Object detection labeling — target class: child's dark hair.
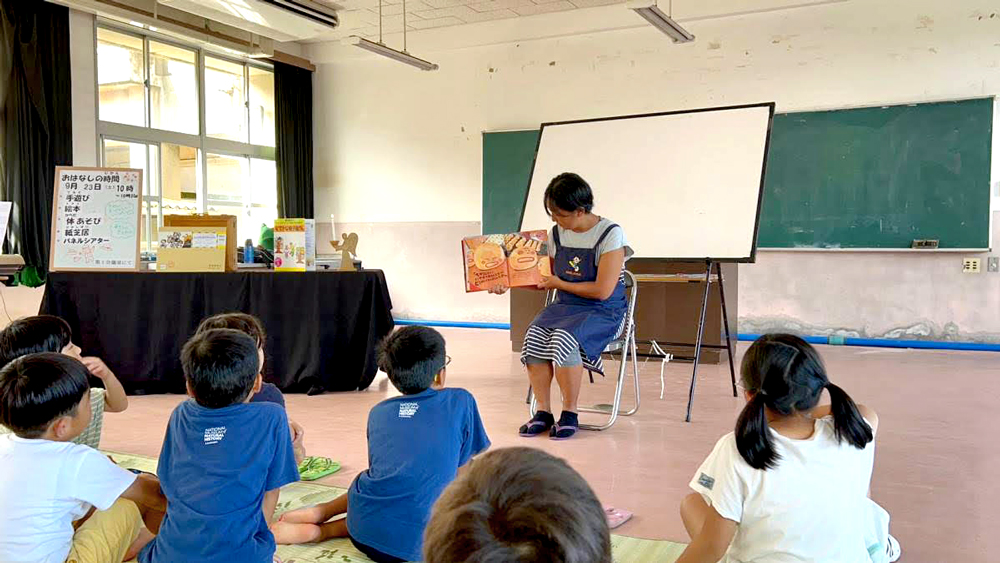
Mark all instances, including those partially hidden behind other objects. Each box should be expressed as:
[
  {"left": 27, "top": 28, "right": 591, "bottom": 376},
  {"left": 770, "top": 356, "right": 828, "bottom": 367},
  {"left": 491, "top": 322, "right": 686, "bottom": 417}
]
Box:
[
  {"left": 377, "top": 326, "right": 445, "bottom": 395},
  {"left": 0, "top": 353, "right": 90, "bottom": 438},
  {"left": 544, "top": 173, "right": 594, "bottom": 216},
  {"left": 196, "top": 313, "right": 266, "bottom": 348},
  {"left": 736, "top": 334, "right": 873, "bottom": 470},
  {"left": 0, "top": 315, "right": 73, "bottom": 367},
  {"left": 182, "top": 329, "right": 260, "bottom": 409},
  {"left": 424, "top": 447, "right": 611, "bottom": 563}
]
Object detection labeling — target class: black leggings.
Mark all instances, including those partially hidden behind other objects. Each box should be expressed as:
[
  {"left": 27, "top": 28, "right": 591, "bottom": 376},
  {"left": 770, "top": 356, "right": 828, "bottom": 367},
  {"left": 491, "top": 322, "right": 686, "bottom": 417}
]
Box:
[{"left": 349, "top": 536, "right": 407, "bottom": 563}]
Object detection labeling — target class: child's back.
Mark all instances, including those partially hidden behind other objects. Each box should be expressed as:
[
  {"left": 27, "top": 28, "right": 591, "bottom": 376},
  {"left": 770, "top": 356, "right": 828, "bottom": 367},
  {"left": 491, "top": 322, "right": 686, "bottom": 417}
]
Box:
[
  {"left": 140, "top": 329, "right": 298, "bottom": 563},
  {"left": 0, "top": 353, "right": 165, "bottom": 563},
  {"left": 0, "top": 432, "right": 135, "bottom": 561},
  {"left": 348, "top": 386, "right": 489, "bottom": 560},
  {"left": 272, "top": 326, "right": 489, "bottom": 563},
  {"left": 694, "top": 415, "right": 876, "bottom": 561},
  {"left": 680, "top": 334, "right": 896, "bottom": 563}
]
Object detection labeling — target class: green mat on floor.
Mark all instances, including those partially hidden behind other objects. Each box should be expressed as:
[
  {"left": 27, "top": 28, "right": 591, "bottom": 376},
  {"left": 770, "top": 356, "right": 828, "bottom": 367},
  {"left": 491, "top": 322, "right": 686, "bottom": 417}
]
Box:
[{"left": 107, "top": 451, "right": 686, "bottom": 563}]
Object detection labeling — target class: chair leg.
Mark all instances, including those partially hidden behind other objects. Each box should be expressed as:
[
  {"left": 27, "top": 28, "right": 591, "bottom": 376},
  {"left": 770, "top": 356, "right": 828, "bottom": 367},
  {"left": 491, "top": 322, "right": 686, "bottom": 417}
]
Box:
[
  {"left": 620, "top": 332, "right": 640, "bottom": 417},
  {"left": 580, "top": 345, "right": 629, "bottom": 431}
]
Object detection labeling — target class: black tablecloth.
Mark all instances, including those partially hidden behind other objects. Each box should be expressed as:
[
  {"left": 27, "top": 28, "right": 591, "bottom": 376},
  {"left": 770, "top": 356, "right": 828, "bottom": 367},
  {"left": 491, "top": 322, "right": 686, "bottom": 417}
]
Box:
[{"left": 39, "top": 271, "right": 394, "bottom": 395}]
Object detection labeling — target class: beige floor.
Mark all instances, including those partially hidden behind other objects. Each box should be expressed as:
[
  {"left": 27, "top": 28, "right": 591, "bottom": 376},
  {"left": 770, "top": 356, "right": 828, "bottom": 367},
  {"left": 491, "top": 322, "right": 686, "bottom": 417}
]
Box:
[{"left": 100, "top": 327, "right": 1000, "bottom": 562}]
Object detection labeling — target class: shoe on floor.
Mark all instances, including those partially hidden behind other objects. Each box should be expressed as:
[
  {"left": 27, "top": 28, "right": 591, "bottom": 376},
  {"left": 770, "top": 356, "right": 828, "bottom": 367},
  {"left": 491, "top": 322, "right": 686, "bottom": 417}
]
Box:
[
  {"left": 519, "top": 411, "right": 555, "bottom": 437},
  {"left": 886, "top": 535, "right": 901, "bottom": 563}
]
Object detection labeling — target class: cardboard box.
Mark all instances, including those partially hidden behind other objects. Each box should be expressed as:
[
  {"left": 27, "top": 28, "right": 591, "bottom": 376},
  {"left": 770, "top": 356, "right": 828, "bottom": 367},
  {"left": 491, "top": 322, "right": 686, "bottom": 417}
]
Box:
[
  {"left": 157, "top": 226, "right": 229, "bottom": 272},
  {"left": 163, "top": 214, "right": 237, "bottom": 272},
  {"left": 274, "top": 219, "right": 316, "bottom": 272}
]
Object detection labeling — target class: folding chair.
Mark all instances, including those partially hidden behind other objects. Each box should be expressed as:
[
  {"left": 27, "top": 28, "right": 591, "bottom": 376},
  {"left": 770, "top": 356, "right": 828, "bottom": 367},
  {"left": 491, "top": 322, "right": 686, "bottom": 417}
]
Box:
[{"left": 526, "top": 270, "right": 640, "bottom": 431}]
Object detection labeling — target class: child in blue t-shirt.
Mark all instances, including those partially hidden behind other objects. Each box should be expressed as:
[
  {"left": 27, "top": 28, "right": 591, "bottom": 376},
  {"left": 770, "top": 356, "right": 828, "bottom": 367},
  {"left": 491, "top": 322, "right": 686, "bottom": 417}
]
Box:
[
  {"left": 273, "top": 326, "right": 490, "bottom": 563},
  {"left": 139, "top": 329, "right": 300, "bottom": 563}
]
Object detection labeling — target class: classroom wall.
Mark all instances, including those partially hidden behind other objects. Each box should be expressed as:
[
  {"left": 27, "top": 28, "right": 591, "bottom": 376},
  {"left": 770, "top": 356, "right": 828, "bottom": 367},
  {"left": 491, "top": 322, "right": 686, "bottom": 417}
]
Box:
[
  {"left": 307, "top": 0, "right": 1000, "bottom": 340},
  {"left": 70, "top": 10, "right": 98, "bottom": 167}
]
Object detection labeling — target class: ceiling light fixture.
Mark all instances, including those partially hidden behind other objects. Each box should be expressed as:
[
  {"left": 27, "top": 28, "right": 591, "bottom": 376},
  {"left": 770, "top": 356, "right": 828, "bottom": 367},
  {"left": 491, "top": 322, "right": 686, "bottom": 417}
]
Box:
[
  {"left": 627, "top": 0, "right": 695, "bottom": 43},
  {"left": 344, "top": 0, "right": 438, "bottom": 71}
]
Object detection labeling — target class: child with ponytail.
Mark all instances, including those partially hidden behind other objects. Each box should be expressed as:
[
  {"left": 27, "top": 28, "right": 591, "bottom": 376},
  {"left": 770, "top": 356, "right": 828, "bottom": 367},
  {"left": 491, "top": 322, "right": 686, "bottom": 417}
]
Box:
[{"left": 676, "top": 334, "right": 899, "bottom": 563}]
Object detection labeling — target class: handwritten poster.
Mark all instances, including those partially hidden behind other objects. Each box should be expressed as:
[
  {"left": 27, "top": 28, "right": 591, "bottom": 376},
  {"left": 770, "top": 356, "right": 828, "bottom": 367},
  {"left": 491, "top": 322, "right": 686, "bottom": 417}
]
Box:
[{"left": 49, "top": 166, "right": 142, "bottom": 271}]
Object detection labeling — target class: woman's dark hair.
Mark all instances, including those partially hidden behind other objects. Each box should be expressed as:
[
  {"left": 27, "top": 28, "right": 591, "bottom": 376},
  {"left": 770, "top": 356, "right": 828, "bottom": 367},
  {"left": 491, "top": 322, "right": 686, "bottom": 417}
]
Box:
[
  {"left": 182, "top": 329, "right": 261, "bottom": 409},
  {"left": 196, "top": 313, "right": 267, "bottom": 348},
  {"left": 0, "top": 315, "right": 73, "bottom": 367},
  {"left": 377, "top": 326, "right": 446, "bottom": 395},
  {"left": 424, "top": 447, "right": 611, "bottom": 563},
  {"left": 735, "top": 334, "right": 873, "bottom": 470},
  {"left": 0, "top": 353, "right": 90, "bottom": 438},
  {"left": 543, "top": 173, "right": 594, "bottom": 216}
]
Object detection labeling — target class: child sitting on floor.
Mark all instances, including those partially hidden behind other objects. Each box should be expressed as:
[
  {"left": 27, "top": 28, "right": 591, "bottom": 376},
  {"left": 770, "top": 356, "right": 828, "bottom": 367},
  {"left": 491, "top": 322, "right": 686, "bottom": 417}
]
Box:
[
  {"left": 0, "top": 353, "right": 165, "bottom": 563},
  {"left": 423, "top": 447, "right": 612, "bottom": 563},
  {"left": 195, "top": 312, "right": 306, "bottom": 464},
  {"left": 273, "top": 326, "right": 491, "bottom": 563},
  {"left": 0, "top": 315, "right": 129, "bottom": 448},
  {"left": 677, "top": 334, "right": 899, "bottom": 563},
  {"left": 139, "top": 329, "right": 299, "bottom": 563}
]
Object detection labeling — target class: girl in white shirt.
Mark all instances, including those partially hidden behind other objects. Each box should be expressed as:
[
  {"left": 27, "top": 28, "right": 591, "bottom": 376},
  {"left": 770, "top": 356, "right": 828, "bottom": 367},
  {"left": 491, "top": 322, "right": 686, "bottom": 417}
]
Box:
[{"left": 677, "top": 334, "right": 899, "bottom": 563}]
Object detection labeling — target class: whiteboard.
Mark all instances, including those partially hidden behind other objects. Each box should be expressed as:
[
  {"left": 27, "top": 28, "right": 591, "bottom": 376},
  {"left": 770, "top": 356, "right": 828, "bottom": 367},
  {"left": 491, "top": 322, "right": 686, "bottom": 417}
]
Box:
[
  {"left": 519, "top": 104, "right": 775, "bottom": 261},
  {"left": 49, "top": 167, "right": 142, "bottom": 271}
]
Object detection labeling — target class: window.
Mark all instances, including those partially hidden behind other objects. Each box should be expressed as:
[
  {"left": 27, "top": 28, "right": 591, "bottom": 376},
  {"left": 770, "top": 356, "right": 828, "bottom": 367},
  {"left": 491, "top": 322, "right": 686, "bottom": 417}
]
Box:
[
  {"left": 96, "top": 24, "right": 277, "bottom": 255},
  {"left": 101, "top": 139, "right": 159, "bottom": 253},
  {"left": 97, "top": 29, "right": 144, "bottom": 127},
  {"left": 149, "top": 41, "right": 199, "bottom": 135},
  {"left": 249, "top": 67, "right": 275, "bottom": 147},
  {"left": 206, "top": 57, "right": 248, "bottom": 143}
]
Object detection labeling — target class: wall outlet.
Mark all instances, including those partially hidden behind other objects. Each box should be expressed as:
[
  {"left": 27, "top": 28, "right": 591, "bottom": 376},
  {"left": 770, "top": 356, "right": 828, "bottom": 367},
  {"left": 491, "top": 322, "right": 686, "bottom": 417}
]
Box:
[
  {"left": 963, "top": 258, "right": 982, "bottom": 273},
  {"left": 990, "top": 257, "right": 1000, "bottom": 273}
]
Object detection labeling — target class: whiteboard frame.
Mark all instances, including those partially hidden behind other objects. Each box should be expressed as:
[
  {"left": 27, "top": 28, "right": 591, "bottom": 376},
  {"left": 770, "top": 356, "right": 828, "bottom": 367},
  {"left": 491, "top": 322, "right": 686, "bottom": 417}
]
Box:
[
  {"left": 518, "top": 102, "right": 776, "bottom": 263},
  {"left": 49, "top": 166, "right": 143, "bottom": 273}
]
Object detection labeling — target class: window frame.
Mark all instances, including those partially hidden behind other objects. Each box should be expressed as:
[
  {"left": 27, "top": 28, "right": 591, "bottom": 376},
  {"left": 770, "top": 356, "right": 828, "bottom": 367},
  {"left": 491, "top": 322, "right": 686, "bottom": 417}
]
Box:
[{"left": 94, "top": 20, "right": 277, "bottom": 254}]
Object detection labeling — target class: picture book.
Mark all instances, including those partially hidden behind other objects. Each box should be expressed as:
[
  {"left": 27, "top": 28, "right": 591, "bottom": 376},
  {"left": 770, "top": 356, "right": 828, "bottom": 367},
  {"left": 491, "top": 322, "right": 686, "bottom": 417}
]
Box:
[
  {"left": 274, "top": 219, "right": 316, "bottom": 272},
  {"left": 462, "top": 230, "right": 551, "bottom": 292}
]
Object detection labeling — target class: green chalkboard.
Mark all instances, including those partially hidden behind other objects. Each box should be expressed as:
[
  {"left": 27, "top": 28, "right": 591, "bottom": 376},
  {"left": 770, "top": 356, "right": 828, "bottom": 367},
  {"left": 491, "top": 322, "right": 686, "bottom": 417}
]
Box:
[
  {"left": 483, "top": 98, "right": 994, "bottom": 249},
  {"left": 482, "top": 130, "right": 539, "bottom": 235},
  {"left": 758, "top": 98, "right": 993, "bottom": 248}
]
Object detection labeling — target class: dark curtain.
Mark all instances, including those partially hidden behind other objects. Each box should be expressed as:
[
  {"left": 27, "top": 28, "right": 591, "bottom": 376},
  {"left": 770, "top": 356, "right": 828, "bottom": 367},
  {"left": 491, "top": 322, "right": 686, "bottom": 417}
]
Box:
[
  {"left": 273, "top": 61, "right": 314, "bottom": 219},
  {"left": 0, "top": 1, "right": 73, "bottom": 286}
]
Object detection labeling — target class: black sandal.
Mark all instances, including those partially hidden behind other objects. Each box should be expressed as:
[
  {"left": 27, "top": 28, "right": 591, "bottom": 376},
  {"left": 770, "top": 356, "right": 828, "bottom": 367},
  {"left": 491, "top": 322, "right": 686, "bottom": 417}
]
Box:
[{"left": 519, "top": 411, "right": 555, "bottom": 437}]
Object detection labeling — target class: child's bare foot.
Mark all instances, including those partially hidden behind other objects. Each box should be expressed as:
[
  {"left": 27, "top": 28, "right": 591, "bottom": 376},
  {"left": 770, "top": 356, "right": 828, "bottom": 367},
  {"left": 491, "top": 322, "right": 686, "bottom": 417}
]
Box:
[
  {"left": 271, "top": 521, "right": 323, "bottom": 544},
  {"left": 279, "top": 505, "right": 327, "bottom": 524},
  {"left": 123, "top": 528, "right": 155, "bottom": 561}
]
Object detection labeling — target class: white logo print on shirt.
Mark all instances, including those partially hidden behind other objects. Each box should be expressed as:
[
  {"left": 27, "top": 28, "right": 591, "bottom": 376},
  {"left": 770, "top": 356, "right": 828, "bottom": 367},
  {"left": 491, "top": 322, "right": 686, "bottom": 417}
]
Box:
[
  {"left": 204, "top": 426, "right": 227, "bottom": 445},
  {"left": 398, "top": 403, "right": 419, "bottom": 418}
]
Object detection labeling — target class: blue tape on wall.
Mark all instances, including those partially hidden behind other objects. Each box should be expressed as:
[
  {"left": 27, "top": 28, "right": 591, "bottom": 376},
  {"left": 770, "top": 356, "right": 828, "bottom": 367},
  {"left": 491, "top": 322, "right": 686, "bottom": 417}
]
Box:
[{"left": 394, "top": 320, "right": 1000, "bottom": 352}]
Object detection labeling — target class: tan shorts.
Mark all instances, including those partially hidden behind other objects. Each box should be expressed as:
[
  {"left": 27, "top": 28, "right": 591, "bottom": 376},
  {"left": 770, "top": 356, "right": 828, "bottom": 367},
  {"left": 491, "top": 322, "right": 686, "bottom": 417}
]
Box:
[{"left": 66, "top": 498, "right": 142, "bottom": 563}]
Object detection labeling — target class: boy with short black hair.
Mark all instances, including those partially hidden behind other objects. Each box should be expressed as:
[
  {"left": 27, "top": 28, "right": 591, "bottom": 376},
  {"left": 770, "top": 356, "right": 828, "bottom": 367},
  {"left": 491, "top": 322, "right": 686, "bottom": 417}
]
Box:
[
  {"left": 273, "top": 326, "right": 490, "bottom": 563},
  {"left": 0, "top": 315, "right": 129, "bottom": 448},
  {"left": 0, "top": 353, "right": 165, "bottom": 563},
  {"left": 423, "top": 447, "right": 612, "bottom": 563},
  {"left": 195, "top": 312, "right": 306, "bottom": 463},
  {"left": 139, "top": 329, "right": 299, "bottom": 563}
]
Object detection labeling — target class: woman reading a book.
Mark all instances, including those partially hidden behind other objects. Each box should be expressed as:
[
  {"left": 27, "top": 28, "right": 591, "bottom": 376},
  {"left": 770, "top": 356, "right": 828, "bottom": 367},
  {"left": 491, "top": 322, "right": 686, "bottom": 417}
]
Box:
[{"left": 491, "top": 172, "right": 633, "bottom": 439}]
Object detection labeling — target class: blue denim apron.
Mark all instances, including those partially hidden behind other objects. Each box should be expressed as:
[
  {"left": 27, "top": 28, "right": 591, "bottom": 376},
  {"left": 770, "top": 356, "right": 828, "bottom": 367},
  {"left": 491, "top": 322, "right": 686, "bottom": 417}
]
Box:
[{"left": 528, "top": 223, "right": 627, "bottom": 364}]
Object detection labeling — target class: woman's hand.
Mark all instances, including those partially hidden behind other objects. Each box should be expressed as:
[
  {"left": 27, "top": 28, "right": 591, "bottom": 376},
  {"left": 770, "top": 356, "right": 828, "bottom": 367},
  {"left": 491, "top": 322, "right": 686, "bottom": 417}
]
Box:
[
  {"left": 488, "top": 283, "right": 509, "bottom": 295},
  {"left": 537, "top": 276, "right": 563, "bottom": 291}
]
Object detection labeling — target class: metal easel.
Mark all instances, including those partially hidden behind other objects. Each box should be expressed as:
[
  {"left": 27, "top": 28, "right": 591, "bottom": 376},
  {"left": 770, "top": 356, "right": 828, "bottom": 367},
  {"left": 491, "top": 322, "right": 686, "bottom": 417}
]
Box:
[{"left": 634, "top": 259, "right": 737, "bottom": 422}]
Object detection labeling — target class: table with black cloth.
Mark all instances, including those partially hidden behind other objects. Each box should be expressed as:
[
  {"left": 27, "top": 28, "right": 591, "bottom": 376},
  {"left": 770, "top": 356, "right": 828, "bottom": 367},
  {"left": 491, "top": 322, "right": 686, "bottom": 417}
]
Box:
[{"left": 39, "top": 270, "right": 394, "bottom": 395}]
